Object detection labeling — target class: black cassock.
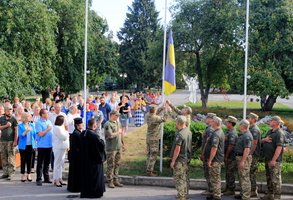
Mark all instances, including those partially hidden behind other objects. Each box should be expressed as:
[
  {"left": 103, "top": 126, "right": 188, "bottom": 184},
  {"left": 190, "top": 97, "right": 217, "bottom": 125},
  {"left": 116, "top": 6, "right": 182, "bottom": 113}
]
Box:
[
  {"left": 67, "top": 129, "right": 82, "bottom": 193},
  {"left": 80, "top": 128, "right": 106, "bottom": 198}
]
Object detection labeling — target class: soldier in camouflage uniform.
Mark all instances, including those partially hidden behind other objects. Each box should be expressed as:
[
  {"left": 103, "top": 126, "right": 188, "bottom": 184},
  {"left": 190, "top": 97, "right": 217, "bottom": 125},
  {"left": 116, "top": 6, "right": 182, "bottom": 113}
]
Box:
[
  {"left": 0, "top": 104, "right": 18, "bottom": 180},
  {"left": 166, "top": 100, "right": 192, "bottom": 128},
  {"left": 260, "top": 116, "right": 285, "bottom": 200},
  {"left": 145, "top": 105, "right": 167, "bottom": 176},
  {"left": 205, "top": 116, "right": 225, "bottom": 200},
  {"left": 223, "top": 116, "right": 238, "bottom": 196},
  {"left": 247, "top": 112, "right": 261, "bottom": 197},
  {"left": 200, "top": 113, "right": 216, "bottom": 196},
  {"left": 234, "top": 120, "right": 253, "bottom": 200},
  {"left": 104, "top": 110, "right": 124, "bottom": 188},
  {"left": 170, "top": 116, "right": 192, "bottom": 200}
]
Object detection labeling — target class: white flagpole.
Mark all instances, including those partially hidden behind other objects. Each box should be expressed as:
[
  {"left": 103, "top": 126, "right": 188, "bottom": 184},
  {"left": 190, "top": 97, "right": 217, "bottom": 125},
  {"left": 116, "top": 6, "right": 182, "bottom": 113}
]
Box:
[
  {"left": 83, "top": 0, "right": 89, "bottom": 125},
  {"left": 160, "top": 0, "right": 168, "bottom": 173},
  {"left": 243, "top": 0, "right": 250, "bottom": 119}
]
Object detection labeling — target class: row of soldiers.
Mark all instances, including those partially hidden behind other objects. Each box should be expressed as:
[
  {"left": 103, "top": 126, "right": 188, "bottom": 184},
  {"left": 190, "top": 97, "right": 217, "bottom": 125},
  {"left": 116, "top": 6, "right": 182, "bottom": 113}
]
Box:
[
  {"left": 201, "top": 112, "right": 284, "bottom": 200},
  {"left": 145, "top": 101, "right": 285, "bottom": 200}
]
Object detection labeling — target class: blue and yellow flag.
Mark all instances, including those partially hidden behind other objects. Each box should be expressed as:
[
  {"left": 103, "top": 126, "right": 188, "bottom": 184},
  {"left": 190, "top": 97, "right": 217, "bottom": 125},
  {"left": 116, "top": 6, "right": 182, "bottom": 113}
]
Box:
[{"left": 164, "top": 30, "right": 176, "bottom": 95}]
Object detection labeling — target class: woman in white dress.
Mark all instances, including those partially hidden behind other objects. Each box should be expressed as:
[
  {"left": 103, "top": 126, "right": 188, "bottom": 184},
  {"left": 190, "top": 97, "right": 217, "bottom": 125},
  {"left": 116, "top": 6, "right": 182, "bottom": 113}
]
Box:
[{"left": 52, "top": 115, "right": 69, "bottom": 187}]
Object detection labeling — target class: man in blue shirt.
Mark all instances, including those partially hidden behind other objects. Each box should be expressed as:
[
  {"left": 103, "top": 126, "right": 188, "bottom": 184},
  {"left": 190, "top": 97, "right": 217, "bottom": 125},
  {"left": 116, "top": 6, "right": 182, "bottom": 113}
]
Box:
[
  {"left": 99, "top": 96, "right": 111, "bottom": 127},
  {"left": 35, "top": 109, "right": 53, "bottom": 186}
]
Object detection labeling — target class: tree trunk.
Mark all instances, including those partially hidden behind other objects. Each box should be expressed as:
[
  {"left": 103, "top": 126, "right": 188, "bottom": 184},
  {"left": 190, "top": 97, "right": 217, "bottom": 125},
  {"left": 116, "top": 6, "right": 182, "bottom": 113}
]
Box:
[
  {"left": 261, "top": 95, "right": 277, "bottom": 111},
  {"left": 41, "top": 90, "right": 50, "bottom": 103}
]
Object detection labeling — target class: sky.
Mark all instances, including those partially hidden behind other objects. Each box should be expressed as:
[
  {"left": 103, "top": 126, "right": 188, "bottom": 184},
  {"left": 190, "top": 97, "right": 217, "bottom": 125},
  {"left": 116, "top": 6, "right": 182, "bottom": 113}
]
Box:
[{"left": 91, "top": 0, "right": 176, "bottom": 41}]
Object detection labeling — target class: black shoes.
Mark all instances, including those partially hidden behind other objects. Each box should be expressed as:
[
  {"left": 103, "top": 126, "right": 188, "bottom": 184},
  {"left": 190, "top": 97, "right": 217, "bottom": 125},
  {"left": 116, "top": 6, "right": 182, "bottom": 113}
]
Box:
[
  {"left": 36, "top": 181, "right": 42, "bottom": 186},
  {"left": 43, "top": 180, "right": 52, "bottom": 184}
]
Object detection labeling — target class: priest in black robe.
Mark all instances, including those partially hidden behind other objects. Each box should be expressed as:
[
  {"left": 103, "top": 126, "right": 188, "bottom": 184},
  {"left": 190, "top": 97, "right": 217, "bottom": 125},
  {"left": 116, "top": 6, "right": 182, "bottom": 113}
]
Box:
[
  {"left": 67, "top": 118, "right": 83, "bottom": 192},
  {"left": 80, "top": 118, "right": 106, "bottom": 198}
]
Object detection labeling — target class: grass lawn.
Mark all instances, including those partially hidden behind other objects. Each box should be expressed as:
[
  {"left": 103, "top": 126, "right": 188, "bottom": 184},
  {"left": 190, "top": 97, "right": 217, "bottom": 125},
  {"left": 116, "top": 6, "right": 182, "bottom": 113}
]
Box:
[{"left": 120, "top": 125, "right": 293, "bottom": 183}]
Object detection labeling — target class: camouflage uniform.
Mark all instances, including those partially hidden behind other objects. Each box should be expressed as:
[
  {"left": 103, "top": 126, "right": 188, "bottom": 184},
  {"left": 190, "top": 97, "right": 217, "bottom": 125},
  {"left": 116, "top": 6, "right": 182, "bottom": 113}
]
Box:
[
  {"left": 205, "top": 127, "right": 225, "bottom": 200},
  {"left": 170, "top": 127, "right": 192, "bottom": 200},
  {"left": 234, "top": 130, "right": 253, "bottom": 200},
  {"left": 202, "top": 126, "right": 214, "bottom": 193},
  {"left": 262, "top": 128, "right": 285, "bottom": 200},
  {"left": 145, "top": 108, "right": 167, "bottom": 174},
  {"left": 224, "top": 128, "right": 238, "bottom": 192},
  {"left": 168, "top": 104, "right": 191, "bottom": 128},
  {"left": 0, "top": 115, "right": 18, "bottom": 177},
  {"left": 249, "top": 124, "right": 261, "bottom": 193},
  {"left": 104, "top": 119, "right": 122, "bottom": 185}
]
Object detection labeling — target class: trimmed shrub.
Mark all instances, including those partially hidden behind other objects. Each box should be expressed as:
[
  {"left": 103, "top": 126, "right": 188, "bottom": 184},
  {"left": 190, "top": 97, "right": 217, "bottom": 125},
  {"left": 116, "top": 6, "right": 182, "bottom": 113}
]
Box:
[{"left": 163, "top": 120, "right": 206, "bottom": 158}]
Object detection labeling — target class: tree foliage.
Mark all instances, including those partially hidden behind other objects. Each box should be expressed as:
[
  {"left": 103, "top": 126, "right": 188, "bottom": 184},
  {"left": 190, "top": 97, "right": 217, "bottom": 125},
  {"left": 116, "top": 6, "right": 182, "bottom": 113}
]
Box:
[
  {"left": 118, "top": 0, "right": 161, "bottom": 90},
  {"left": 248, "top": 0, "right": 293, "bottom": 111},
  {"left": 0, "top": 0, "right": 58, "bottom": 98},
  {"left": 171, "top": 0, "right": 242, "bottom": 107}
]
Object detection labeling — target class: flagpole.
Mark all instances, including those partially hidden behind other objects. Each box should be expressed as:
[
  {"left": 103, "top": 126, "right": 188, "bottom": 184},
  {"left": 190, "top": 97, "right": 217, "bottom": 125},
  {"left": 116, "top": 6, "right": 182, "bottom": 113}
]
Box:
[
  {"left": 160, "top": 0, "right": 168, "bottom": 173},
  {"left": 83, "top": 0, "right": 89, "bottom": 125},
  {"left": 243, "top": 0, "right": 250, "bottom": 119}
]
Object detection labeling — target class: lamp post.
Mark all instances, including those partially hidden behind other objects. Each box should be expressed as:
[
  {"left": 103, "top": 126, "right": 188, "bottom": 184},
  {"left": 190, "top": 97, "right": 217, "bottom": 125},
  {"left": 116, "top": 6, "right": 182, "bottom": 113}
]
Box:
[{"left": 120, "top": 73, "right": 127, "bottom": 93}]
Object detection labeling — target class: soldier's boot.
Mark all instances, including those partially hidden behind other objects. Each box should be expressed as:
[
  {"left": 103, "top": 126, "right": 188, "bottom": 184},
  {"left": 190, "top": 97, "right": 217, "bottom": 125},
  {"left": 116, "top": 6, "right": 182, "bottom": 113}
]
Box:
[
  {"left": 176, "top": 195, "right": 186, "bottom": 200},
  {"left": 201, "top": 190, "right": 212, "bottom": 196},
  {"left": 274, "top": 194, "right": 281, "bottom": 200},
  {"left": 250, "top": 189, "right": 258, "bottom": 197},
  {"left": 146, "top": 171, "right": 157, "bottom": 177},
  {"left": 260, "top": 194, "right": 274, "bottom": 200},
  {"left": 107, "top": 181, "right": 115, "bottom": 188},
  {"left": 234, "top": 194, "right": 242, "bottom": 199},
  {"left": 113, "top": 180, "right": 123, "bottom": 187},
  {"left": 222, "top": 190, "right": 235, "bottom": 196}
]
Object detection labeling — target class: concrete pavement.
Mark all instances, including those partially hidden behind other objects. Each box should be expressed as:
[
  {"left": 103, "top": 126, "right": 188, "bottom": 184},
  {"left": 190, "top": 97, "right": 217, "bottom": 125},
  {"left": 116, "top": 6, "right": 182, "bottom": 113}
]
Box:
[{"left": 1, "top": 178, "right": 293, "bottom": 200}]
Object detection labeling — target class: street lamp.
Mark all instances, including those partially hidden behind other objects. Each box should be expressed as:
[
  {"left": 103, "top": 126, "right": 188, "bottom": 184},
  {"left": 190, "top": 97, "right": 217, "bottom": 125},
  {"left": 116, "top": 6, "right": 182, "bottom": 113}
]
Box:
[{"left": 119, "top": 73, "right": 127, "bottom": 93}]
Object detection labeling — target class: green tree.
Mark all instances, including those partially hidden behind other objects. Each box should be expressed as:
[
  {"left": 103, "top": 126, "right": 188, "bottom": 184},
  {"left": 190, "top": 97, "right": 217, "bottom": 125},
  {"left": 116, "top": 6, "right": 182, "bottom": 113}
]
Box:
[
  {"left": 118, "top": 0, "right": 161, "bottom": 90},
  {"left": 248, "top": 0, "right": 293, "bottom": 111},
  {"left": 44, "top": 0, "right": 85, "bottom": 94},
  {"left": 87, "top": 11, "right": 119, "bottom": 89},
  {"left": 0, "top": 0, "right": 58, "bottom": 99},
  {"left": 0, "top": 50, "right": 30, "bottom": 98},
  {"left": 172, "top": 0, "right": 242, "bottom": 107}
]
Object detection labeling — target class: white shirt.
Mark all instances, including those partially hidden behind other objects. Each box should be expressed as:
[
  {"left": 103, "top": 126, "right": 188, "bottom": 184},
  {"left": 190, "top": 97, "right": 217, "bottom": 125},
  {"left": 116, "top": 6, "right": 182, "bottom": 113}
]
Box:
[
  {"left": 52, "top": 125, "right": 69, "bottom": 150},
  {"left": 49, "top": 112, "right": 68, "bottom": 127}
]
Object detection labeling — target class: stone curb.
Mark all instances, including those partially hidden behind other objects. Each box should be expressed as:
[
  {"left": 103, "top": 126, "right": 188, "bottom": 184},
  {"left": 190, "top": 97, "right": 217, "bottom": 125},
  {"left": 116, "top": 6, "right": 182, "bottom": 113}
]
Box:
[
  {"left": 118, "top": 175, "right": 293, "bottom": 195},
  {"left": 63, "top": 171, "right": 293, "bottom": 195}
]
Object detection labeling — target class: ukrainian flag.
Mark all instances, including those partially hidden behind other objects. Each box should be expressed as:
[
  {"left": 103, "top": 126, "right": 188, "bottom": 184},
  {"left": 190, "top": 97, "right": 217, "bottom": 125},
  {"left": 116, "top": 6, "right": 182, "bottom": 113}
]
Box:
[{"left": 164, "top": 30, "right": 176, "bottom": 95}]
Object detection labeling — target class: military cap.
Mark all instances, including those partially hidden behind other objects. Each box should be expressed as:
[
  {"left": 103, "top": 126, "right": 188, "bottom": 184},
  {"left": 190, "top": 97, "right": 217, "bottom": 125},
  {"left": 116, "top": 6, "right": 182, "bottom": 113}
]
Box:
[
  {"left": 225, "top": 116, "right": 238, "bottom": 123},
  {"left": 270, "top": 116, "right": 284, "bottom": 125},
  {"left": 212, "top": 116, "right": 222, "bottom": 125},
  {"left": 206, "top": 113, "right": 217, "bottom": 119},
  {"left": 183, "top": 106, "right": 192, "bottom": 115},
  {"left": 109, "top": 110, "right": 120, "bottom": 116},
  {"left": 4, "top": 104, "right": 13, "bottom": 110},
  {"left": 247, "top": 112, "right": 259, "bottom": 120},
  {"left": 176, "top": 115, "right": 187, "bottom": 125},
  {"left": 74, "top": 117, "right": 83, "bottom": 125},
  {"left": 239, "top": 119, "right": 250, "bottom": 127},
  {"left": 149, "top": 105, "right": 157, "bottom": 113}
]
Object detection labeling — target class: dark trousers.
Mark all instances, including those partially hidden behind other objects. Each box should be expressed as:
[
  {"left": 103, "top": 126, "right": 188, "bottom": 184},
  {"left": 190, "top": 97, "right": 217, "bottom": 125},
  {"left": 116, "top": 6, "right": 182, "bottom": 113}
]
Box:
[
  {"left": 36, "top": 148, "right": 52, "bottom": 181},
  {"left": 19, "top": 145, "right": 33, "bottom": 174},
  {"left": 31, "top": 149, "right": 36, "bottom": 169}
]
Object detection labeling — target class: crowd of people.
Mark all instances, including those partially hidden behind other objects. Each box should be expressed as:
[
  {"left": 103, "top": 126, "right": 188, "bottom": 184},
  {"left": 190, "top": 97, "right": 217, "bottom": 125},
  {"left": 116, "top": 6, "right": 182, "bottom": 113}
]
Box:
[
  {"left": 0, "top": 91, "right": 162, "bottom": 198},
  {"left": 0, "top": 92, "right": 288, "bottom": 200}
]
